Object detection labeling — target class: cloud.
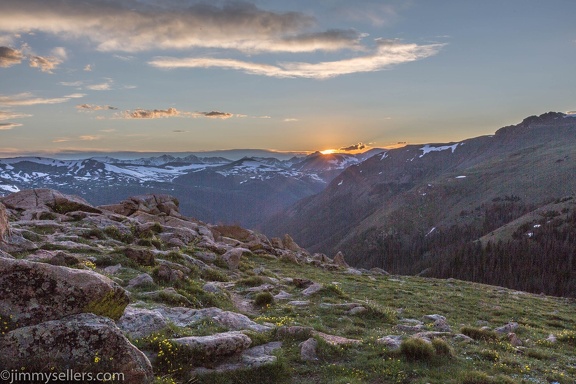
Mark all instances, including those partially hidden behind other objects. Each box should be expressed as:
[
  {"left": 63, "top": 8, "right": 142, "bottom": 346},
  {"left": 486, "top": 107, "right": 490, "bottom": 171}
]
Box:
[
  {"left": 124, "top": 107, "right": 180, "bottom": 119},
  {"left": 0, "top": 122, "right": 22, "bottom": 130},
  {"left": 76, "top": 104, "right": 117, "bottom": 111},
  {"left": 200, "top": 111, "right": 233, "bottom": 119},
  {"left": 149, "top": 40, "right": 444, "bottom": 79},
  {"left": 60, "top": 81, "right": 84, "bottom": 87},
  {"left": 0, "top": 92, "right": 73, "bottom": 106},
  {"left": 0, "top": 46, "right": 23, "bottom": 67},
  {"left": 283, "top": 118, "right": 299, "bottom": 122},
  {"left": 29, "top": 54, "right": 62, "bottom": 73},
  {"left": 84, "top": 64, "right": 92, "bottom": 72},
  {"left": 0, "top": 1, "right": 341, "bottom": 54},
  {"left": 0, "top": 111, "right": 31, "bottom": 120},
  {"left": 65, "top": 93, "right": 86, "bottom": 98},
  {"left": 86, "top": 80, "right": 113, "bottom": 91},
  {"left": 173, "top": 130, "right": 188, "bottom": 133},
  {"left": 339, "top": 143, "right": 366, "bottom": 151},
  {"left": 52, "top": 135, "right": 100, "bottom": 143}
]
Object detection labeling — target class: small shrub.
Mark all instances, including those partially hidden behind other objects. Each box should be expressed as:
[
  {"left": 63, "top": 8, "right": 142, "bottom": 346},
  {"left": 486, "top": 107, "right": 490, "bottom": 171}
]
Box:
[
  {"left": 201, "top": 268, "right": 229, "bottom": 282},
  {"left": 104, "top": 226, "right": 134, "bottom": 243},
  {"left": 319, "top": 283, "right": 347, "bottom": 299},
  {"left": 237, "top": 276, "right": 265, "bottom": 287},
  {"left": 461, "top": 326, "right": 499, "bottom": 341},
  {"left": 557, "top": 329, "right": 576, "bottom": 345},
  {"left": 399, "top": 338, "right": 435, "bottom": 361},
  {"left": 431, "top": 338, "right": 453, "bottom": 357},
  {"left": 360, "top": 300, "right": 397, "bottom": 324},
  {"left": 478, "top": 349, "right": 500, "bottom": 362},
  {"left": 254, "top": 292, "right": 274, "bottom": 307}
]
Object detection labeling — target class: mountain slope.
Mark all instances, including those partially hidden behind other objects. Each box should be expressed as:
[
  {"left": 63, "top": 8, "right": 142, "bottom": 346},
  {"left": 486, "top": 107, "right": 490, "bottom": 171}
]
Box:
[{"left": 264, "top": 112, "right": 576, "bottom": 296}]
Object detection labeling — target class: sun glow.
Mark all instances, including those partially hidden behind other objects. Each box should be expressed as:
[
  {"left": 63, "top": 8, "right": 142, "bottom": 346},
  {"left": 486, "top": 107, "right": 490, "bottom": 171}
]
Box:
[{"left": 320, "top": 149, "right": 337, "bottom": 155}]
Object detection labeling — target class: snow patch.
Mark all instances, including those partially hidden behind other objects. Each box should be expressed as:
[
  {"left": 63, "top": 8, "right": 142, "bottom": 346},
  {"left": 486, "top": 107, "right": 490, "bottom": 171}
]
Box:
[
  {"left": 455, "top": 175, "right": 467, "bottom": 179},
  {"left": 380, "top": 152, "right": 388, "bottom": 160},
  {"left": 338, "top": 180, "right": 344, "bottom": 186},
  {"left": 0, "top": 185, "right": 19, "bottom": 193},
  {"left": 419, "top": 143, "right": 459, "bottom": 158}
]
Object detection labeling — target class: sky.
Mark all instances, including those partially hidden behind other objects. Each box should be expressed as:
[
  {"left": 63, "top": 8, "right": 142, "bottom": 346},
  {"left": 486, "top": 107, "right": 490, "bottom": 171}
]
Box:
[{"left": 0, "top": 0, "right": 575, "bottom": 158}]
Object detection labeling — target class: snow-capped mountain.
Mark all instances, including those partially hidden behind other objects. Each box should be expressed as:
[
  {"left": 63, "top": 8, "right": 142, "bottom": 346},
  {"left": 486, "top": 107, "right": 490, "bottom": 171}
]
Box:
[{"left": 0, "top": 151, "right": 369, "bottom": 227}]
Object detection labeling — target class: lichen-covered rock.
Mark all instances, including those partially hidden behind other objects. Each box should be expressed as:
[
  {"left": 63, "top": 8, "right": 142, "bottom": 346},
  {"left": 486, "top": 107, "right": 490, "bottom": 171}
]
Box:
[
  {"left": 0, "top": 258, "right": 129, "bottom": 327},
  {"left": 299, "top": 338, "right": 318, "bottom": 361},
  {"left": 124, "top": 247, "right": 156, "bottom": 266},
  {"left": 171, "top": 331, "right": 252, "bottom": 358},
  {"left": 221, "top": 247, "right": 251, "bottom": 269},
  {"left": 0, "top": 202, "right": 9, "bottom": 241},
  {"left": 1, "top": 189, "right": 101, "bottom": 216},
  {"left": 127, "top": 273, "right": 154, "bottom": 289},
  {"left": 0, "top": 313, "right": 153, "bottom": 384},
  {"left": 117, "top": 306, "right": 169, "bottom": 339},
  {"left": 333, "top": 251, "right": 349, "bottom": 268},
  {"left": 282, "top": 234, "right": 302, "bottom": 252},
  {"left": 495, "top": 322, "right": 519, "bottom": 335}
]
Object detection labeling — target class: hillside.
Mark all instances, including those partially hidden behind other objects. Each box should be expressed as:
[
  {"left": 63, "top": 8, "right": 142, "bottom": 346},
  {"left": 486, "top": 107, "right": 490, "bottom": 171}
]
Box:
[
  {"left": 1, "top": 189, "right": 575, "bottom": 384},
  {"left": 265, "top": 112, "right": 576, "bottom": 296}
]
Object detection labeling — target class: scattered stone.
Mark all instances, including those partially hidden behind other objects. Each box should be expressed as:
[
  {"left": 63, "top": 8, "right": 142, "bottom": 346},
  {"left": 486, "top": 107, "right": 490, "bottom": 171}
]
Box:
[
  {"left": 377, "top": 335, "right": 403, "bottom": 350},
  {"left": 25, "top": 250, "right": 80, "bottom": 266},
  {"left": 0, "top": 232, "right": 39, "bottom": 253},
  {"left": 333, "top": 251, "right": 349, "bottom": 268},
  {"left": 0, "top": 313, "right": 153, "bottom": 384},
  {"left": 302, "top": 283, "right": 323, "bottom": 296},
  {"left": 396, "top": 324, "right": 425, "bottom": 333},
  {"left": 299, "top": 338, "right": 318, "bottom": 361},
  {"left": 279, "top": 251, "right": 299, "bottom": 264},
  {"left": 423, "top": 314, "right": 447, "bottom": 323},
  {"left": 370, "top": 267, "right": 389, "bottom": 275},
  {"left": 287, "top": 300, "right": 310, "bottom": 307},
  {"left": 545, "top": 334, "right": 557, "bottom": 343},
  {"left": 171, "top": 331, "right": 252, "bottom": 358},
  {"left": 433, "top": 319, "right": 452, "bottom": 332},
  {"left": 453, "top": 334, "right": 475, "bottom": 343},
  {"left": 124, "top": 247, "right": 156, "bottom": 266},
  {"left": 314, "top": 331, "right": 361, "bottom": 345},
  {"left": 292, "top": 278, "right": 314, "bottom": 288},
  {"left": 203, "top": 282, "right": 223, "bottom": 294},
  {"left": 0, "top": 203, "right": 9, "bottom": 241},
  {"left": 274, "top": 290, "right": 293, "bottom": 300},
  {"left": 103, "top": 263, "right": 123, "bottom": 274},
  {"left": 345, "top": 267, "right": 362, "bottom": 275},
  {"left": 282, "top": 234, "right": 302, "bottom": 252},
  {"left": 221, "top": 247, "right": 251, "bottom": 269},
  {"left": 277, "top": 326, "right": 314, "bottom": 341},
  {"left": 193, "top": 342, "right": 282, "bottom": 375},
  {"left": 127, "top": 273, "right": 154, "bottom": 289},
  {"left": 1, "top": 189, "right": 102, "bottom": 216},
  {"left": 508, "top": 332, "right": 523, "bottom": 347},
  {"left": 495, "top": 322, "right": 519, "bottom": 335},
  {"left": 347, "top": 306, "right": 368, "bottom": 315},
  {"left": 0, "top": 258, "right": 129, "bottom": 327},
  {"left": 117, "top": 306, "right": 169, "bottom": 339}
]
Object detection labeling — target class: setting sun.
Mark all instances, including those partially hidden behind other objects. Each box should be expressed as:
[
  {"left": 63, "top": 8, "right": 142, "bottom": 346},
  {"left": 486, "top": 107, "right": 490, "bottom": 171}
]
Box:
[{"left": 320, "top": 149, "right": 337, "bottom": 155}]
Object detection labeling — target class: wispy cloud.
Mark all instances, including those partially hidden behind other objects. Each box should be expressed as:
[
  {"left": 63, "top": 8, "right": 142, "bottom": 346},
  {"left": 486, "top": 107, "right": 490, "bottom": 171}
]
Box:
[
  {"left": 0, "top": 46, "right": 23, "bottom": 67},
  {"left": 0, "top": 122, "right": 22, "bottom": 130},
  {"left": 340, "top": 142, "right": 366, "bottom": 151},
  {"left": 84, "top": 64, "right": 92, "bottom": 72},
  {"left": 283, "top": 118, "right": 299, "bottom": 122},
  {"left": 0, "top": 1, "right": 348, "bottom": 54},
  {"left": 200, "top": 111, "right": 233, "bottom": 119},
  {"left": 123, "top": 107, "right": 180, "bottom": 119},
  {"left": 150, "top": 40, "right": 444, "bottom": 79},
  {"left": 0, "top": 92, "right": 77, "bottom": 106},
  {"left": 86, "top": 79, "right": 114, "bottom": 91},
  {"left": 52, "top": 135, "right": 100, "bottom": 143},
  {"left": 76, "top": 104, "right": 118, "bottom": 111},
  {"left": 119, "top": 107, "right": 237, "bottom": 120},
  {"left": 0, "top": 111, "right": 31, "bottom": 120}
]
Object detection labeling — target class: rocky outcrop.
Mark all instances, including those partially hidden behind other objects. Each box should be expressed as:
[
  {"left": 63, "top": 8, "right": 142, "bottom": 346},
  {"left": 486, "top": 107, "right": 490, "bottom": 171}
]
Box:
[
  {"left": 0, "top": 313, "right": 153, "bottom": 384},
  {"left": 0, "top": 257, "right": 129, "bottom": 327},
  {"left": 171, "top": 331, "right": 252, "bottom": 358},
  {"left": 0, "top": 202, "right": 9, "bottom": 241},
  {"left": 299, "top": 338, "right": 318, "bottom": 361},
  {"left": 0, "top": 189, "right": 101, "bottom": 220}
]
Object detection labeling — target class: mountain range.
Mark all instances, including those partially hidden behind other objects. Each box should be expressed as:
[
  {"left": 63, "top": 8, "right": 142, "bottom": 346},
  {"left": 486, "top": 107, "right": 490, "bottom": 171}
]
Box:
[{"left": 0, "top": 150, "right": 372, "bottom": 228}]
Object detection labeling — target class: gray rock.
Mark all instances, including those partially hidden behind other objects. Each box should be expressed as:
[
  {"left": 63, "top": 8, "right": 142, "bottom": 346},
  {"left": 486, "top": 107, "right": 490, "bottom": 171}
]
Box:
[
  {"left": 333, "top": 251, "right": 349, "bottom": 268},
  {"left": 347, "top": 306, "right": 368, "bottom": 315},
  {"left": 103, "top": 263, "right": 123, "bottom": 274},
  {"left": 302, "top": 283, "right": 323, "bottom": 296},
  {"left": 274, "top": 290, "right": 293, "bottom": 300},
  {"left": 194, "top": 342, "right": 282, "bottom": 374},
  {"left": 117, "top": 306, "right": 169, "bottom": 339},
  {"left": 0, "top": 249, "right": 14, "bottom": 259},
  {"left": 495, "top": 322, "right": 519, "bottom": 335},
  {"left": 0, "top": 313, "right": 153, "bottom": 384},
  {"left": 0, "top": 202, "right": 9, "bottom": 241},
  {"left": 0, "top": 258, "right": 129, "bottom": 327},
  {"left": 276, "top": 326, "right": 314, "bottom": 341},
  {"left": 345, "top": 268, "right": 362, "bottom": 275},
  {"left": 124, "top": 247, "right": 156, "bottom": 267},
  {"left": 221, "top": 247, "right": 251, "bottom": 269},
  {"left": 299, "top": 338, "right": 318, "bottom": 361},
  {"left": 422, "top": 314, "right": 447, "bottom": 323},
  {"left": 287, "top": 300, "right": 310, "bottom": 307},
  {"left": 282, "top": 234, "right": 302, "bottom": 252},
  {"left": 508, "top": 332, "right": 522, "bottom": 347},
  {"left": 370, "top": 267, "right": 390, "bottom": 275},
  {"left": 376, "top": 335, "right": 403, "bottom": 350},
  {"left": 433, "top": 319, "right": 452, "bottom": 332},
  {"left": 396, "top": 324, "right": 425, "bottom": 333},
  {"left": 0, "top": 232, "right": 39, "bottom": 253},
  {"left": 203, "top": 282, "right": 223, "bottom": 294},
  {"left": 1, "top": 189, "right": 102, "bottom": 215},
  {"left": 171, "top": 331, "right": 252, "bottom": 358},
  {"left": 127, "top": 273, "right": 154, "bottom": 289}
]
